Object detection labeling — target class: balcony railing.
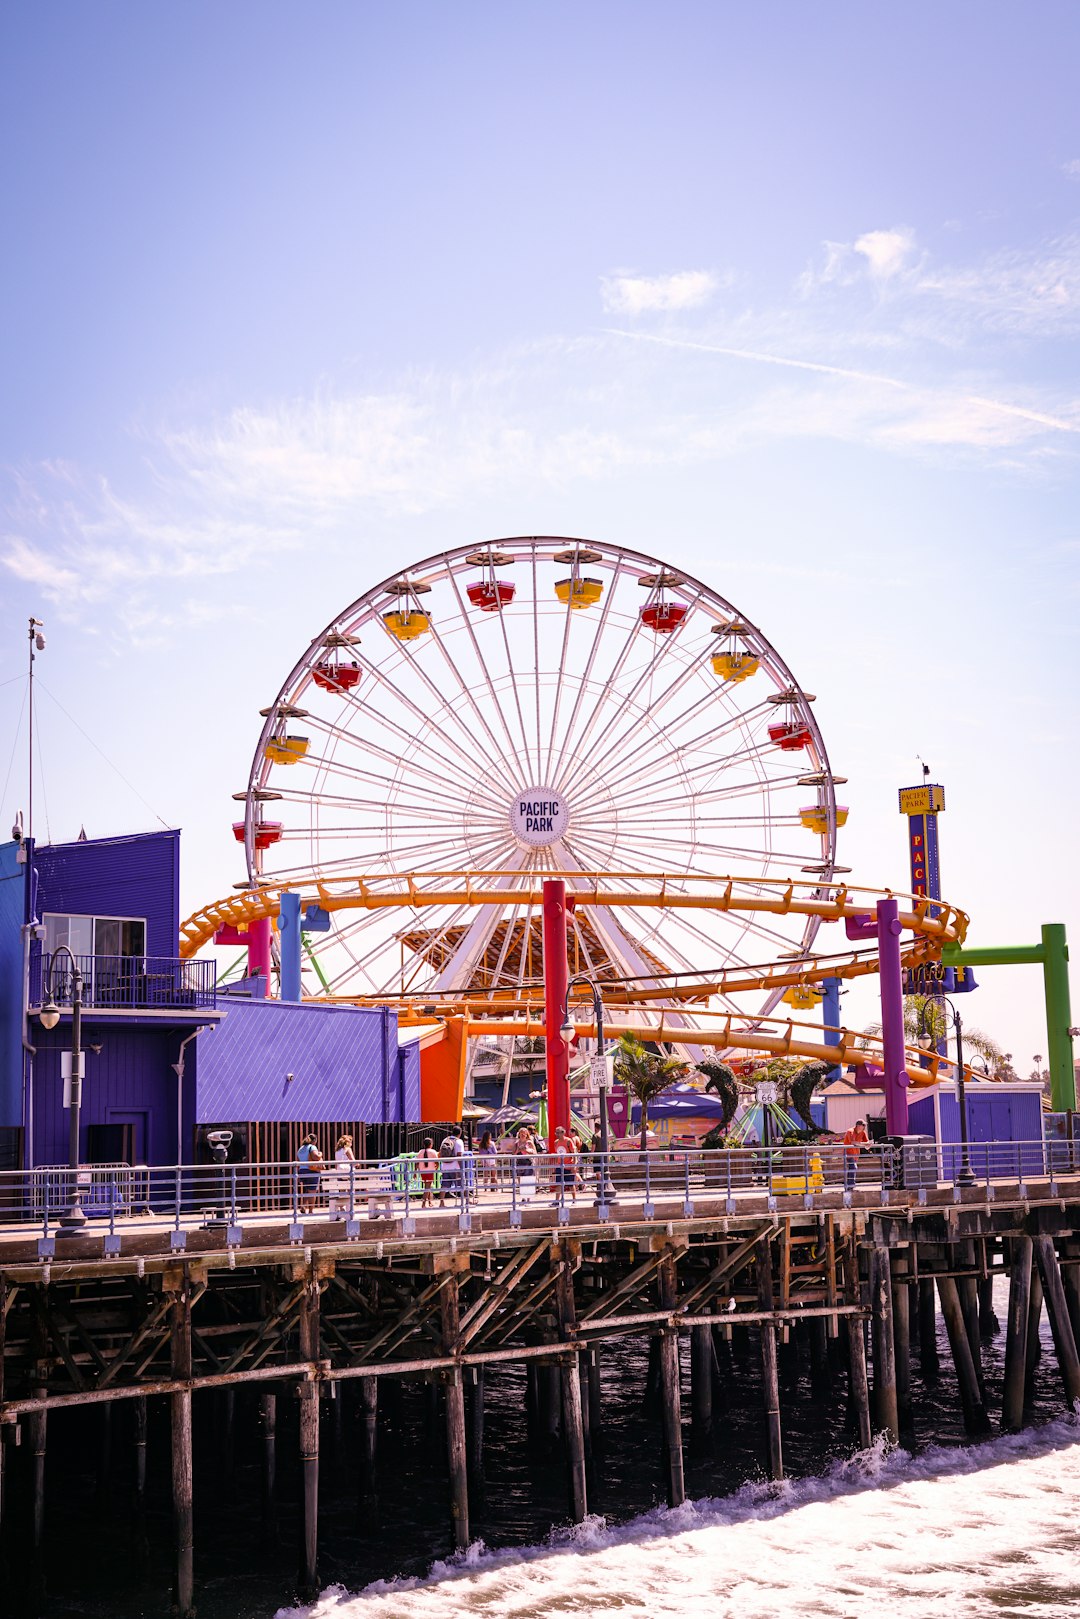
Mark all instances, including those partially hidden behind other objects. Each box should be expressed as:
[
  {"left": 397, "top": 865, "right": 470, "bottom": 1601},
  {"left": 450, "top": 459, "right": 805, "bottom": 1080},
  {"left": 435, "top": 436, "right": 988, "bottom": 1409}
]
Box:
[{"left": 32, "top": 952, "right": 217, "bottom": 1012}]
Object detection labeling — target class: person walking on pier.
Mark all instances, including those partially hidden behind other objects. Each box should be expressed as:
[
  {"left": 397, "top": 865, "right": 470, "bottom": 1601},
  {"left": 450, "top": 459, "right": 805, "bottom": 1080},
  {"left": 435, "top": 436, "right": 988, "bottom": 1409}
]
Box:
[
  {"left": 417, "top": 1137, "right": 439, "bottom": 1208},
  {"left": 843, "top": 1118, "right": 869, "bottom": 1190},
  {"left": 329, "top": 1133, "right": 356, "bottom": 1218},
  {"left": 438, "top": 1129, "right": 465, "bottom": 1206},
  {"left": 296, "top": 1133, "right": 324, "bottom": 1215},
  {"left": 478, "top": 1130, "right": 498, "bottom": 1193},
  {"left": 553, "top": 1125, "right": 578, "bottom": 1204}
]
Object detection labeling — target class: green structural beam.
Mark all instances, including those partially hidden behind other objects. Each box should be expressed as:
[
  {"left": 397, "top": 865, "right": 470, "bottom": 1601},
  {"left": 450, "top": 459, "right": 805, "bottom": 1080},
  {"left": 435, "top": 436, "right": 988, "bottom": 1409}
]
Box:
[{"left": 943, "top": 923, "right": 1075, "bottom": 1112}]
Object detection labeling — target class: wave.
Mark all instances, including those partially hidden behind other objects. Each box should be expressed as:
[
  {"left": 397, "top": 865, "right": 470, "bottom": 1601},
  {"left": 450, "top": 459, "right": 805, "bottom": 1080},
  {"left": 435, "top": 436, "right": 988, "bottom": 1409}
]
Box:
[{"left": 278, "top": 1414, "right": 1080, "bottom": 1619}]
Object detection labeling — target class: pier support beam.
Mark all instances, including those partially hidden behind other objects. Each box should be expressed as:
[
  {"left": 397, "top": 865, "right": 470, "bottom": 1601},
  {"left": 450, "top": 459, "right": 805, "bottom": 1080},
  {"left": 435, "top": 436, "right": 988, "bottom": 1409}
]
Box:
[
  {"left": 1033, "top": 1235, "right": 1080, "bottom": 1407},
  {"left": 843, "top": 1241, "right": 871, "bottom": 1449},
  {"left": 358, "top": 1377, "right": 378, "bottom": 1514},
  {"left": 658, "top": 1251, "right": 686, "bottom": 1505},
  {"left": 439, "top": 1273, "right": 470, "bottom": 1550},
  {"left": 297, "top": 1279, "right": 321, "bottom": 1599},
  {"left": 756, "top": 1237, "right": 783, "bottom": 1480},
  {"left": 1026, "top": 1269, "right": 1045, "bottom": 1398},
  {"left": 1002, "top": 1235, "right": 1032, "bottom": 1432},
  {"left": 554, "top": 1251, "right": 588, "bottom": 1522},
  {"left": 260, "top": 1389, "right": 277, "bottom": 1535},
  {"left": 870, "top": 1243, "right": 899, "bottom": 1442},
  {"left": 891, "top": 1259, "right": 912, "bottom": 1435},
  {"left": 937, "top": 1276, "right": 990, "bottom": 1435},
  {"left": 917, "top": 1279, "right": 939, "bottom": 1377},
  {"left": 690, "top": 1323, "right": 714, "bottom": 1453},
  {"left": 169, "top": 1277, "right": 195, "bottom": 1619}
]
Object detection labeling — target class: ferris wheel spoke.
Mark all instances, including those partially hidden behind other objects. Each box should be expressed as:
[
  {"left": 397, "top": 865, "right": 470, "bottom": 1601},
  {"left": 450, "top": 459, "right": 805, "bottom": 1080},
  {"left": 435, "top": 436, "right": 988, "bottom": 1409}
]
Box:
[
  {"left": 429, "top": 573, "right": 531, "bottom": 784},
  {"left": 545, "top": 551, "right": 623, "bottom": 786},
  {"left": 301, "top": 707, "right": 507, "bottom": 814},
  {"left": 570, "top": 695, "right": 777, "bottom": 815},
  {"left": 445, "top": 561, "right": 535, "bottom": 779},
  {"left": 556, "top": 586, "right": 707, "bottom": 800},
  {"left": 368, "top": 645, "right": 514, "bottom": 791}
]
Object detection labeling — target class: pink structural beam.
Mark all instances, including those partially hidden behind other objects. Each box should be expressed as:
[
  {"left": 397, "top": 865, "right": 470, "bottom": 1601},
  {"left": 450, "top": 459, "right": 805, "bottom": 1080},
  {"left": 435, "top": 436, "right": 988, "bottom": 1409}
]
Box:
[{"left": 542, "top": 878, "right": 571, "bottom": 1149}]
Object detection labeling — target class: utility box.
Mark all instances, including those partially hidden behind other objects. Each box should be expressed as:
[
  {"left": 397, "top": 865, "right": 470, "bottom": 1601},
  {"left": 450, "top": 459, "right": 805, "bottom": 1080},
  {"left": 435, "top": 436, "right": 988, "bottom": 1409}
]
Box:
[{"left": 888, "top": 1135, "right": 938, "bottom": 1188}]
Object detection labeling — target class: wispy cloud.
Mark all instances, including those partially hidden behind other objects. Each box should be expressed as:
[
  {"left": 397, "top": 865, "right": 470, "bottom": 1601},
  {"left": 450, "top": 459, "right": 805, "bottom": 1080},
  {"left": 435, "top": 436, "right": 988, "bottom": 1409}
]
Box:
[
  {"left": 600, "top": 269, "right": 720, "bottom": 314},
  {"left": 5, "top": 224, "right": 1080, "bottom": 636}
]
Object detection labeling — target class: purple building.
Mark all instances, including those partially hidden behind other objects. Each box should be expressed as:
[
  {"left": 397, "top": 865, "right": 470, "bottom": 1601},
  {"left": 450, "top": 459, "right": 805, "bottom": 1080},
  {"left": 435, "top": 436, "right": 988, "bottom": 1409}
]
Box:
[{"left": 0, "top": 828, "right": 421, "bottom": 1171}]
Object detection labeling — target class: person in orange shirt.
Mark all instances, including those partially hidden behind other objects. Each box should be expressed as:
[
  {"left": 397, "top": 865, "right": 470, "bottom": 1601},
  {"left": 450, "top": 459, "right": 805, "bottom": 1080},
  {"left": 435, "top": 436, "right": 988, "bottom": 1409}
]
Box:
[{"left": 843, "top": 1119, "right": 869, "bottom": 1190}]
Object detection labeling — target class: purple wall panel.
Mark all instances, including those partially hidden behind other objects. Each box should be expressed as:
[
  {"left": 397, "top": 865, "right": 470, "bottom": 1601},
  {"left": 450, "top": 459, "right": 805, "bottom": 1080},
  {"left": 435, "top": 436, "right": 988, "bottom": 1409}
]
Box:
[
  {"left": 30, "top": 1022, "right": 192, "bottom": 1166},
  {"left": 398, "top": 1041, "right": 421, "bottom": 1123},
  {"left": 33, "top": 829, "right": 180, "bottom": 956},
  {"left": 193, "top": 999, "right": 420, "bottom": 1125}
]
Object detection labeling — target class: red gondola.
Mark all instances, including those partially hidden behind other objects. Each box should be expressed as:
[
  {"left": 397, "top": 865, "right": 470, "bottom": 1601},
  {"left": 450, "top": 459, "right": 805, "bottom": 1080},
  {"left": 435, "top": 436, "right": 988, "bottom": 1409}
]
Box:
[
  {"left": 466, "top": 580, "right": 516, "bottom": 612},
  {"left": 640, "top": 602, "right": 688, "bottom": 634},
  {"left": 768, "top": 721, "right": 813, "bottom": 752},
  {"left": 232, "top": 820, "right": 284, "bottom": 850},
  {"left": 312, "top": 660, "right": 361, "bottom": 692}
]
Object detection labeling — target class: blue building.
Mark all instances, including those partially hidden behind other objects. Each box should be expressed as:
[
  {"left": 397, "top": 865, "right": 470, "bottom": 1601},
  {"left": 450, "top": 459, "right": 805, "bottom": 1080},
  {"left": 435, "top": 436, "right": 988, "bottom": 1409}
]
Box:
[{"left": 0, "top": 827, "right": 421, "bottom": 1171}]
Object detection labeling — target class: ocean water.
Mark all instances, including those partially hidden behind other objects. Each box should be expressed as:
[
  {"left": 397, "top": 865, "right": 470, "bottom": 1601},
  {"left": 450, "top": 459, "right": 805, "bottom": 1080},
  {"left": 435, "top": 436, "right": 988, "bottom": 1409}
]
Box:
[{"left": 281, "top": 1419, "right": 1080, "bottom": 1619}]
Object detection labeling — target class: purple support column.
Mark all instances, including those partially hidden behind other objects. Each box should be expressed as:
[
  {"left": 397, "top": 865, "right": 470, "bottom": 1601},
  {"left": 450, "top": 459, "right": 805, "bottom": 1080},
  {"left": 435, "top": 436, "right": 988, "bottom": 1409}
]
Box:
[{"left": 876, "top": 897, "right": 909, "bottom": 1136}]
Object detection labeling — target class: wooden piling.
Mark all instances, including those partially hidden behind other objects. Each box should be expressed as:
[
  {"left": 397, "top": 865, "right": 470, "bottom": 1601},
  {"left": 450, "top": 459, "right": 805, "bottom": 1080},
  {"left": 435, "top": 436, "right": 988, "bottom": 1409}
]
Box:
[
  {"left": 1033, "top": 1235, "right": 1080, "bottom": 1407},
  {"left": 958, "top": 1274, "right": 985, "bottom": 1395},
  {"left": 807, "top": 1315, "right": 831, "bottom": 1399},
  {"left": 1001, "top": 1235, "right": 1032, "bottom": 1432},
  {"left": 978, "top": 1275, "right": 1000, "bottom": 1337},
  {"left": 843, "top": 1240, "right": 871, "bottom": 1450},
  {"left": 439, "top": 1273, "right": 470, "bottom": 1550},
  {"left": 891, "top": 1258, "right": 912, "bottom": 1435},
  {"left": 936, "top": 1276, "right": 990, "bottom": 1435},
  {"left": 690, "top": 1322, "right": 713, "bottom": 1452},
  {"left": 169, "top": 1277, "right": 195, "bottom": 1619},
  {"left": 358, "top": 1376, "right": 378, "bottom": 1511},
  {"left": 1061, "top": 1249, "right": 1080, "bottom": 1349},
  {"left": 554, "top": 1253, "right": 587, "bottom": 1522},
  {"left": 869, "top": 1244, "right": 899, "bottom": 1443},
  {"left": 756, "top": 1237, "right": 783, "bottom": 1480},
  {"left": 1026, "top": 1267, "right": 1045, "bottom": 1398},
  {"left": 658, "top": 1251, "right": 686, "bottom": 1505},
  {"left": 297, "top": 1278, "right": 321, "bottom": 1598},
  {"left": 917, "top": 1278, "right": 939, "bottom": 1377},
  {"left": 260, "top": 1389, "right": 278, "bottom": 1534},
  {"left": 587, "top": 1346, "right": 603, "bottom": 1455}
]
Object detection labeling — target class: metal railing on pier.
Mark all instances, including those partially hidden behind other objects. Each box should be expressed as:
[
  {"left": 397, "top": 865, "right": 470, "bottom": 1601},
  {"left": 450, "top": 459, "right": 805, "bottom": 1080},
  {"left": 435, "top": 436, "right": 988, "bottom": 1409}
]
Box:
[{"left": 1, "top": 1137, "right": 1075, "bottom": 1257}]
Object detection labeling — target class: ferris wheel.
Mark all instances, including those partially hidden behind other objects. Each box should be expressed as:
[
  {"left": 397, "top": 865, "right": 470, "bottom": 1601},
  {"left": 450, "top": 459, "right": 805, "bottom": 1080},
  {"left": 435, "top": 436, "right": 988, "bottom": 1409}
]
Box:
[{"left": 234, "top": 536, "right": 844, "bottom": 1015}]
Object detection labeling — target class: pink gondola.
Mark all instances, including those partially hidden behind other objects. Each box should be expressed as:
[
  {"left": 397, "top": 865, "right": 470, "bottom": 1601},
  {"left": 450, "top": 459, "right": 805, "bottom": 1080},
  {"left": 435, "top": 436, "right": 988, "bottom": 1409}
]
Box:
[
  {"left": 768, "top": 721, "right": 813, "bottom": 753},
  {"left": 312, "top": 660, "right": 361, "bottom": 692},
  {"left": 640, "top": 602, "right": 687, "bottom": 634}
]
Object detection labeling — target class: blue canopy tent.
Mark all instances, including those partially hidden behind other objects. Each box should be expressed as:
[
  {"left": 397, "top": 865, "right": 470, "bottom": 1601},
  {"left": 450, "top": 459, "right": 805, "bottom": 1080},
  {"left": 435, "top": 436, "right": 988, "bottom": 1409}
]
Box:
[{"left": 629, "top": 1084, "right": 729, "bottom": 1124}]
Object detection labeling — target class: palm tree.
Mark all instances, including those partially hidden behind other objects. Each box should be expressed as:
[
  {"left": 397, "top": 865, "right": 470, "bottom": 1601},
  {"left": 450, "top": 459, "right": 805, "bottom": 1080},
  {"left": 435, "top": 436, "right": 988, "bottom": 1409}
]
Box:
[
  {"left": 613, "top": 1034, "right": 688, "bottom": 1150},
  {"left": 861, "top": 995, "right": 1006, "bottom": 1075}
]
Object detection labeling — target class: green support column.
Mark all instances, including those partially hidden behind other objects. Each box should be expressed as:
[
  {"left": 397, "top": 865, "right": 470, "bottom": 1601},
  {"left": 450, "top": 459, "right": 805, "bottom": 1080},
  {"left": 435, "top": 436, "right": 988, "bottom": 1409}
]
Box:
[
  {"left": 1042, "top": 924, "right": 1075, "bottom": 1113},
  {"left": 942, "top": 926, "right": 1075, "bottom": 1113}
]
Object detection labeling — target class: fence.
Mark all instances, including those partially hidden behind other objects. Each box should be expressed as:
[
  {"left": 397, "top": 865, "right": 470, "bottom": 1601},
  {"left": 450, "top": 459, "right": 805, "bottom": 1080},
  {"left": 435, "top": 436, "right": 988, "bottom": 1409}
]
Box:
[
  {"left": 1, "top": 1137, "right": 1075, "bottom": 1253},
  {"left": 32, "top": 952, "right": 217, "bottom": 1011}
]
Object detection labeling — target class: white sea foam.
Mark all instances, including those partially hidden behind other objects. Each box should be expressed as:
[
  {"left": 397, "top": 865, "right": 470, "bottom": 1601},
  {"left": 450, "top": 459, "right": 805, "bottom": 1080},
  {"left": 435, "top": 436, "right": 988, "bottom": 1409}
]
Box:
[{"left": 278, "top": 1419, "right": 1080, "bottom": 1619}]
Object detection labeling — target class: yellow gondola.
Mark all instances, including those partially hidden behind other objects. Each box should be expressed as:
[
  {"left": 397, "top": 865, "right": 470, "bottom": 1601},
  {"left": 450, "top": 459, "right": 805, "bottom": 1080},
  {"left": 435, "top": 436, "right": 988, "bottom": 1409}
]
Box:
[
  {"left": 711, "top": 651, "right": 760, "bottom": 682},
  {"left": 782, "top": 983, "right": 824, "bottom": 1009},
  {"left": 799, "top": 806, "right": 849, "bottom": 834},
  {"left": 554, "top": 577, "right": 603, "bottom": 609},
  {"left": 383, "top": 609, "right": 431, "bottom": 641},
  {"left": 264, "top": 735, "right": 310, "bottom": 765}
]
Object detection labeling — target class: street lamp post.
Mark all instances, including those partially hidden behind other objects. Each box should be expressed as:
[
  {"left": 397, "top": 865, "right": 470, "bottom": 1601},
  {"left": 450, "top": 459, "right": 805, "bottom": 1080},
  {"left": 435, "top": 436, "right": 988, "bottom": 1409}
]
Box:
[
  {"left": 560, "top": 975, "right": 616, "bottom": 1208},
  {"left": 38, "top": 943, "right": 87, "bottom": 1233},
  {"left": 919, "top": 996, "right": 976, "bottom": 1187}
]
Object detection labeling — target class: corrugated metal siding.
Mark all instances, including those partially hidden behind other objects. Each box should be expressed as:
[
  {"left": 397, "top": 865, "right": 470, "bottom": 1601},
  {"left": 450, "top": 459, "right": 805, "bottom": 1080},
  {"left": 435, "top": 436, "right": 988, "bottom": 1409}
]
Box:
[
  {"left": 193, "top": 1000, "right": 420, "bottom": 1125},
  {"left": 34, "top": 829, "right": 180, "bottom": 956},
  {"left": 30, "top": 1023, "right": 187, "bottom": 1166}
]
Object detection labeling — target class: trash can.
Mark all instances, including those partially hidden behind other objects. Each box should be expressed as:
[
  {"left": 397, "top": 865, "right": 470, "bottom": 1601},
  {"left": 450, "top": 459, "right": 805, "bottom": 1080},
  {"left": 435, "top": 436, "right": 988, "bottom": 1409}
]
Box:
[{"left": 888, "top": 1135, "right": 938, "bottom": 1189}]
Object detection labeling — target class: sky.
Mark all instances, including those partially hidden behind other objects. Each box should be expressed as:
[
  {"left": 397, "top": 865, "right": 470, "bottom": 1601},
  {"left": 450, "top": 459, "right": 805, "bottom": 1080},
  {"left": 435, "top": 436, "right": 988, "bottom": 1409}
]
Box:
[{"left": 1, "top": 1, "right": 1078, "bottom": 1067}]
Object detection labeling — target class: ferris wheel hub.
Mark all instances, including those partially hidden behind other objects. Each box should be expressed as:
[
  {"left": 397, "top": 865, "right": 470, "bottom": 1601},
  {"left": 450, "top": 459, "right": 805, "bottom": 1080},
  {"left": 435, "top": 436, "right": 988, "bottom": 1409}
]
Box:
[{"left": 509, "top": 786, "right": 571, "bottom": 849}]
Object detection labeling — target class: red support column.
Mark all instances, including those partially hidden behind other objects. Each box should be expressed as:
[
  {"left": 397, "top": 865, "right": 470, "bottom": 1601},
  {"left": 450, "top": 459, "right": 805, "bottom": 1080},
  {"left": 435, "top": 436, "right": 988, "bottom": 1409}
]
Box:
[
  {"left": 247, "top": 915, "right": 273, "bottom": 995},
  {"left": 543, "top": 878, "right": 571, "bottom": 1148}
]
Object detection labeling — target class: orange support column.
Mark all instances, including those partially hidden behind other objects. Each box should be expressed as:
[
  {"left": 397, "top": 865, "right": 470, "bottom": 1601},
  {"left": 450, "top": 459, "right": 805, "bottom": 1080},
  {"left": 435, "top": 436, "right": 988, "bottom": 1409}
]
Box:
[{"left": 543, "top": 878, "right": 571, "bottom": 1148}]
